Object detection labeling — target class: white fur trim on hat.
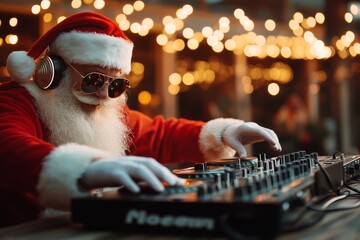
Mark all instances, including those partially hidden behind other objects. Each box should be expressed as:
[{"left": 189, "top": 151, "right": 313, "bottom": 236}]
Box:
[
  {"left": 49, "top": 31, "right": 134, "bottom": 74},
  {"left": 37, "top": 143, "right": 113, "bottom": 211},
  {"left": 6, "top": 51, "right": 35, "bottom": 83},
  {"left": 199, "top": 118, "right": 244, "bottom": 161}
]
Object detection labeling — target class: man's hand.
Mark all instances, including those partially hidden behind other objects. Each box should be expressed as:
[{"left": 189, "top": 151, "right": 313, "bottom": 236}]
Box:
[
  {"left": 222, "top": 122, "right": 282, "bottom": 158},
  {"left": 79, "top": 156, "right": 185, "bottom": 193}
]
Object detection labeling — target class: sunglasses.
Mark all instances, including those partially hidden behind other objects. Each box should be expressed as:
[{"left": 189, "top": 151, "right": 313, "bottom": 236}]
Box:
[{"left": 65, "top": 61, "right": 130, "bottom": 98}]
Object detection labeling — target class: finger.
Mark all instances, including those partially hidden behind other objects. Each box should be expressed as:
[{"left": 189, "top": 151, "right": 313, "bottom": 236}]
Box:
[
  {"left": 265, "top": 129, "right": 282, "bottom": 151},
  {"left": 113, "top": 171, "right": 141, "bottom": 193},
  {"left": 223, "top": 135, "right": 248, "bottom": 158},
  {"left": 249, "top": 127, "right": 279, "bottom": 149},
  {"left": 134, "top": 158, "right": 184, "bottom": 186},
  {"left": 261, "top": 128, "right": 282, "bottom": 151},
  {"left": 125, "top": 163, "right": 165, "bottom": 192}
]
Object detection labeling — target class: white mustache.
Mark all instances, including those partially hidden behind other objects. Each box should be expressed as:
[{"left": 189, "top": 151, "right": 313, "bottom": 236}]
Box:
[{"left": 72, "top": 90, "right": 121, "bottom": 108}]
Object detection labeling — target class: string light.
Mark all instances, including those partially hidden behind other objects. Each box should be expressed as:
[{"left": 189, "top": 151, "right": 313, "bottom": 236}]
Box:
[{"left": 4, "top": 1, "right": 359, "bottom": 97}]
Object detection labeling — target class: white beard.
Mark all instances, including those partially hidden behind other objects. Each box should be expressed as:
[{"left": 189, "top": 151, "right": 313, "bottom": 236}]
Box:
[{"left": 32, "top": 72, "right": 130, "bottom": 156}]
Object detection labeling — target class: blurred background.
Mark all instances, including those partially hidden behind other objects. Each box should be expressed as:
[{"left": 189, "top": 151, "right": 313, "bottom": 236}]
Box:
[{"left": 1, "top": 0, "right": 359, "bottom": 157}]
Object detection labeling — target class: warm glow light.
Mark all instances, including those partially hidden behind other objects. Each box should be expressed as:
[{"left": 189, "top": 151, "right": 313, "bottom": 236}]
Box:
[
  {"left": 40, "top": 0, "right": 51, "bottom": 9},
  {"left": 9, "top": 18, "right": 18, "bottom": 27},
  {"left": 225, "top": 39, "right": 236, "bottom": 51},
  {"left": 315, "top": 12, "right": 325, "bottom": 24},
  {"left": 183, "top": 28, "right": 194, "bottom": 39},
  {"left": 234, "top": 8, "right": 245, "bottom": 19},
  {"left": 187, "top": 38, "right": 199, "bottom": 50},
  {"left": 202, "top": 26, "right": 213, "bottom": 37},
  {"left": 164, "top": 23, "right": 176, "bottom": 34},
  {"left": 71, "top": 0, "right": 82, "bottom": 9},
  {"left": 123, "top": 4, "right": 134, "bottom": 15},
  {"left": 163, "top": 41, "right": 176, "bottom": 53},
  {"left": 31, "top": 5, "right": 41, "bottom": 14},
  {"left": 219, "top": 17, "right": 230, "bottom": 27},
  {"left": 183, "top": 72, "right": 195, "bottom": 85},
  {"left": 268, "top": 83, "right": 280, "bottom": 96},
  {"left": 176, "top": 9, "right": 187, "bottom": 20},
  {"left": 138, "top": 26, "right": 149, "bottom": 36},
  {"left": 116, "top": 14, "right": 127, "bottom": 23},
  {"left": 142, "top": 18, "right": 154, "bottom": 29},
  {"left": 174, "top": 18, "right": 184, "bottom": 31},
  {"left": 244, "top": 84, "right": 254, "bottom": 94},
  {"left": 213, "top": 30, "right": 224, "bottom": 40},
  {"left": 265, "top": 19, "right": 276, "bottom": 31},
  {"left": 293, "top": 12, "right": 304, "bottom": 22},
  {"left": 182, "top": 4, "right": 193, "bottom": 15},
  {"left": 93, "top": 0, "right": 105, "bottom": 9},
  {"left": 57, "top": 16, "right": 66, "bottom": 23},
  {"left": 281, "top": 47, "right": 291, "bottom": 58},
  {"left": 306, "top": 17, "right": 316, "bottom": 28},
  {"left": 5, "top": 34, "right": 18, "bottom": 45},
  {"left": 132, "top": 62, "right": 144, "bottom": 75},
  {"left": 119, "top": 19, "right": 130, "bottom": 31},
  {"left": 162, "top": 16, "right": 173, "bottom": 25},
  {"left": 130, "top": 22, "right": 141, "bottom": 33},
  {"left": 350, "top": 4, "right": 359, "bottom": 15},
  {"left": 43, "top": 13, "right": 52, "bottom": 23},
  {"left": 345, "top": 12, "right": 353, "bottom": 23},
  {"left": 138, "top": 91, "right": 152, "bottom": 105},
  {"left": 168, "top": 84, "right": 180, "bottom": 95},
  {"left": 174, "top": 39, "right": 185, "bottom": 51},
  {"left": 156, "top": 34, "right": 168, "bottom": 46},
  {"left": 354, "top": 42, "right": 360, "bottom": 53},
  {"left": 133, "top": 0, "right": 145, "bottom": 11},
  {"left": 212, "top": 42, "right": 224, "bottom": 53},
  {"left": 169, "top": 73, "right": 182, "bottom": 85}
]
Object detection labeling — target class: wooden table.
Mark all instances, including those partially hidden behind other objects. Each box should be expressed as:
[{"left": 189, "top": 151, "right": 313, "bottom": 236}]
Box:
[{"left": 1, "top": 184, "right": 359, "bottom": 240}]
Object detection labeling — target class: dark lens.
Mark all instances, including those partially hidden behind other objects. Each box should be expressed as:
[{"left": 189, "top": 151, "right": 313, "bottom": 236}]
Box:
[
  {"left": 108, "top": 78, "right": 130, "bottom": 98},
  {"left": 81, "top": 73, "right": 105, "bottom": 93}
]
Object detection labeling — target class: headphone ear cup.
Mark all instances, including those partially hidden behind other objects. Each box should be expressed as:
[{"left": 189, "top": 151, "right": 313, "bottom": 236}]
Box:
[{"left": 34, "top": 55, "right": 65, "bottom": 90}]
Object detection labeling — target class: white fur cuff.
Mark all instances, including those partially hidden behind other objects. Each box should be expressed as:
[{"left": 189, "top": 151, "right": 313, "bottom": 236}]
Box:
[
  {"left": 37, "top": 143, "right": 113, "bottom": 211},
  {"left": 199, "top": 118, "right": 244, "bottom": 161}
]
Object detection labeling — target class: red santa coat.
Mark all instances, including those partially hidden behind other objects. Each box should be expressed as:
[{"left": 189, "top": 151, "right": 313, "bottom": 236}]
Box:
[{"left": 0, "top": 81, "right": 238, "bottom": 227}]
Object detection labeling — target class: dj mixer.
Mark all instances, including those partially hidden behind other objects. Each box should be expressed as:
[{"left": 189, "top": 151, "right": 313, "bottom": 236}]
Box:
[{"left": 71, "top": 151, "right": 360, "bottom": 238}]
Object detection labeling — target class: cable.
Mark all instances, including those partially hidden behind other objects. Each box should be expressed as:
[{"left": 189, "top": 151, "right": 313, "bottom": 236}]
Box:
[
  {"left": 306, "top": 192, "right": 349, "bottom": 212},
  {"left": 344, "top": 184, "right": 360, "bottom": 194}
]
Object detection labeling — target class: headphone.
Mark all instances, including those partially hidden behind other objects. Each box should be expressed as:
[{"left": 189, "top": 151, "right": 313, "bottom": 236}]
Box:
[{"left": 34, "top": 55, "right": 66, "bottom": 90}]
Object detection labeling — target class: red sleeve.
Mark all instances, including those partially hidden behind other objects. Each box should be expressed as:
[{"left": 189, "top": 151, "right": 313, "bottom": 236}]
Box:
[
  {"left": 0, "top": 82, "right": 56, "bottom": 225},
  {"left": 125, "top": 106, "right": 206, "bottom": 164},
  {"left": 0, "top": 82, "right": 54, "bottom": 193}
]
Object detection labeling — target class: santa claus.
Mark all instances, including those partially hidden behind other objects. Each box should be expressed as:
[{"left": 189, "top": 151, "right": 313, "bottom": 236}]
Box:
[{"left": 0, "top": 12, "right": 281, "bottom": 227}]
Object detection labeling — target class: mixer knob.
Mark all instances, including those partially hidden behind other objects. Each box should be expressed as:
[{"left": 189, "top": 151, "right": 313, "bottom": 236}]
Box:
[
  {"left": 194, "top": 163, "right": 207, "bottom": 171},
  {"left": 306, "top": 157, "right": 315, "bottom": 169},
  {"left": 294, "top": 151, "right": 300, "bottom": 160},
  {"left": 262, "top": 175, "right": 273, "bottom": 191},
  {"left": 258, "top": 153, "right": 267, "bottom": 162},
  {"left": 284, "top": 154, "right": 291, "bottom": 164},
  {"left": 197, "top": 185, "right": 207, "bottom": 196},
  {"left": 293, "top": 165, "right": 301, "bottom": 177},
  {"left": 299, "top": 150, "right": 306, "bottom": 158},
  {"left": 239, "top": 167, "right": 248, "bottom": 178},
  {"left": 310, "top": 152, "right": 319, "bottom": 164},
  {"left": 263, "top": 160, "right": 275, "bottom": 172}
]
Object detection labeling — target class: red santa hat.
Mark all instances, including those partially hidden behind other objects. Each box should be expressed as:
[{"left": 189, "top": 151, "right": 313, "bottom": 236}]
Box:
[{"left": 6, "top": 11, "right": 134, "bottom": 83}]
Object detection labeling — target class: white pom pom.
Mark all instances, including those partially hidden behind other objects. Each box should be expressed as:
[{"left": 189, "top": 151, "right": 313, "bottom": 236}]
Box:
[{"left": 6, "top": 51, "right": 35, "bottom": 83}]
